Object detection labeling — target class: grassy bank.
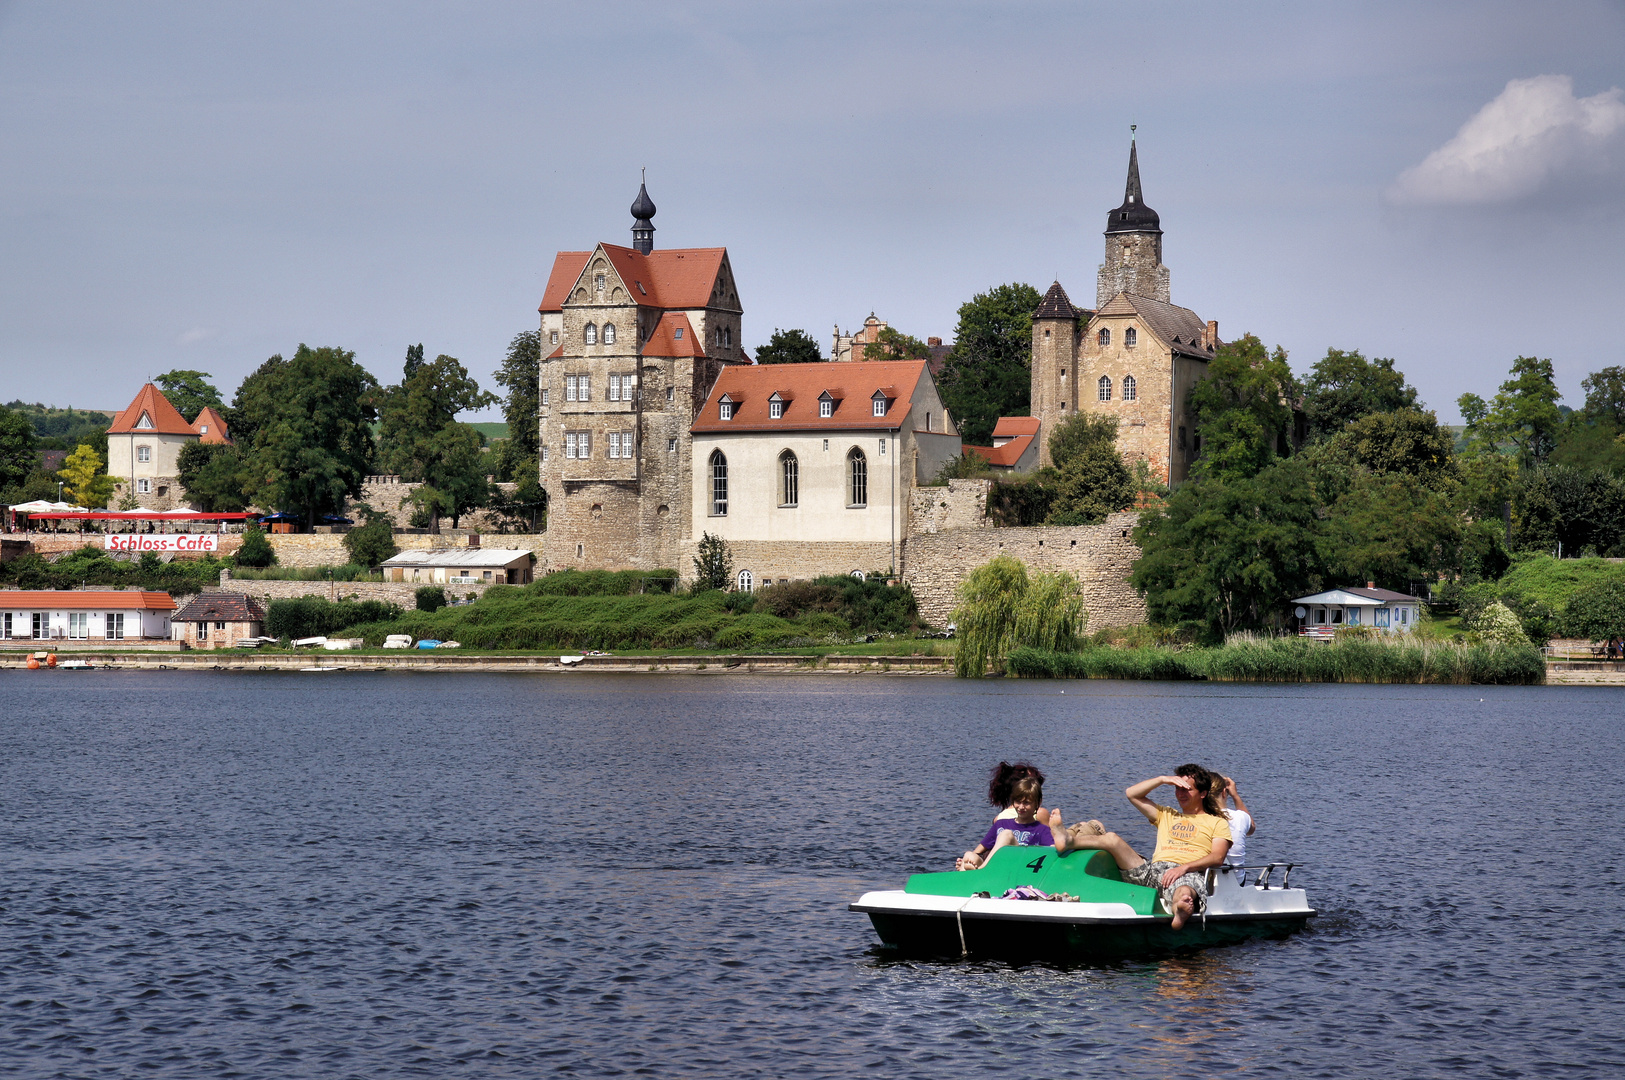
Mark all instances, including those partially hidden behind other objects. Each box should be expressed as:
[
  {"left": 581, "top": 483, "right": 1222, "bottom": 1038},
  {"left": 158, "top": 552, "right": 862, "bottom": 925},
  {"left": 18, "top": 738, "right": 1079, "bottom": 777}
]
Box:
[{"left": 1005, "top": 635, "right": 1545, "bottom": 685}]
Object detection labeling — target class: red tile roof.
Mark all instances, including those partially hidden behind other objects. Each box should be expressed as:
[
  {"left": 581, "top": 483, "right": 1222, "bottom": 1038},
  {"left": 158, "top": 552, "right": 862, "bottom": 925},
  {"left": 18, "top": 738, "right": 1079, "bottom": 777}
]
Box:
[
  {"left": 991, "top": 416, "right": 1040, "bottom": 439},
  {"left": 641, "top": 313, "right": 707, "bottom": 358},
  {"left": 173, "top": 592, "right": 267, "bottom": 623},
  {"left": 0, "top": 590, "right": 176, "bottom": 611},
  {"left": 106, "top": 384, "right": 195, "bottom": 436},
  {"left": 192, "top": 406, "right": 232, "bottom": 444},
  {"left": 965, "top": 437, "right": 1033, "bottom": 467},
  {"left": 691, "top": 360, "right": 926, "bottom": 433},
  {"left": 538, "top": 245, "right": 729, "bottom": 313}
]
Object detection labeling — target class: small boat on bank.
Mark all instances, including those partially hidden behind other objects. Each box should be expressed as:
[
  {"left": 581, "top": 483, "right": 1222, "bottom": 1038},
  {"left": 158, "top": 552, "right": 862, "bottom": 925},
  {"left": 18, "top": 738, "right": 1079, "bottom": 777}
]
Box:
[{"left": 851, "top": 847, "right": 1314, "bottom": 961}]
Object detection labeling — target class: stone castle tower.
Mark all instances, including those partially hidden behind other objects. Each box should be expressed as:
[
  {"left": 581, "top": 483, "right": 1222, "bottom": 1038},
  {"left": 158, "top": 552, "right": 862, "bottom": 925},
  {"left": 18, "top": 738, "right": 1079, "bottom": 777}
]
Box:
[
  {"left": 1031, "top": 139, "right": 1218, "bottom": 485},
  {"left": 536, "top": 183, "right": 743, "bottom": 570}
]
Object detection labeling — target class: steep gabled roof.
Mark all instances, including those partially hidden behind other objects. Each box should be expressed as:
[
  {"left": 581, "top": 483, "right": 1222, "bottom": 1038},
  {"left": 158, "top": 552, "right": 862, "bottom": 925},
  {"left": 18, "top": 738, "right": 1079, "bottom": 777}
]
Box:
[
  {"left": 1034, "top": 281, "right": 1079, "bottom": 320},
  {"left": 691, "top": 360, "right": 928, "bottom": 433},
  {"left": 1095, "top": 293, "right": 1215, "bottom": 359},
  {"left": 106, "top": 384, "right": 195, "bottom": 435},
  {"left": 964, "top": 437, "right": 1033, "bottom": 468},
  {"left": 641, "top": 313, "right": 707, "bottom": 359},
  {"left": 991, "top": 416, "right": 1041, "bottom": 440},
  {"left": 538, "top": 245, "right": 730, "bottom": 314},
  {"left": 192, "top": 406, "right": 232, "bottom": 445},
  {"left": 173, "top": 592, "right": 266, "bottom": 623}
]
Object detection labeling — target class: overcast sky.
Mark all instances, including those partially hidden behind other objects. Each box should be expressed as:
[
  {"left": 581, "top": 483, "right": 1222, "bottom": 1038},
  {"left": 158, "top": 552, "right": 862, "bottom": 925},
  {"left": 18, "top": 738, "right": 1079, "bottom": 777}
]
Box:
[{"left": 2, "top": 1, "right": 1623, "bottom": 424}]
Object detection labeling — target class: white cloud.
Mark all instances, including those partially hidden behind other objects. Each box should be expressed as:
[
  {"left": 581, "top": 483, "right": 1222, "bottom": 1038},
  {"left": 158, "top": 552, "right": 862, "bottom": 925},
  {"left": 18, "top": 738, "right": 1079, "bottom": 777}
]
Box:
[
  {"left": 176, "top": 326, "right": 216, "bottom": 345},
  {"left": 1387, "top": 75, "right": 1625, "bottom": 205}
]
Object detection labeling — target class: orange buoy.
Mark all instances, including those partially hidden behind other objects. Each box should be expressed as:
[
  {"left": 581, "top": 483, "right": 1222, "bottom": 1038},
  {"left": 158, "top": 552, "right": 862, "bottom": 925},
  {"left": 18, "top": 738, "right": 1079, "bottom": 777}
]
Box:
[
  {"left": 26, "top": 655, "right": 39, "bottom": 669},
  {"left": 46, "top": 653, "right": 57, "bottom": 668}
]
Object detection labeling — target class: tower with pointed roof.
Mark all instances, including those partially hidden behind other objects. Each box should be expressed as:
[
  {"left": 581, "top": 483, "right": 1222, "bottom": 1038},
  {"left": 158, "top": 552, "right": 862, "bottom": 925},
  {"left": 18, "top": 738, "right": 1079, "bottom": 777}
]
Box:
[
  {"left": 1029, "top": 138, "right": 1218, "bottom": 484},
  {"left": 1096, "top": 139, "right": 1170, "bottom": 308},
  {"left": 104, "top": 382, "right": 233, "bottom": 510},
  {"left": 535, "top": 180, "right": 746, "bottom": 571}
]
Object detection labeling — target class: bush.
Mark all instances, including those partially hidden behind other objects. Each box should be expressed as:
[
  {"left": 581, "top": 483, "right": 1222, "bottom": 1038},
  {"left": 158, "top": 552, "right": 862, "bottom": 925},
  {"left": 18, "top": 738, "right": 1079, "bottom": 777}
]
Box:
[
  {"left": 265, "top": 597, "right": 403, "bottom": 640},
  {"left": 1467, "top": 600, "right": 1530, "bottom": 644},
  {"left": 236, "top": 525, "right": 276, "bottom": 568},
  {"left": 532, "top": 569, "right": 678, "bottom": 596},
  {"left": 229, "top": 563, "right": 377, "bottom": 581},
  {"left": 416, "top": 585, "right": 447, "bottom": 613},
  {"left": 1563, "top": 580, "right": 1625, "bottom": 641},
  {"left": 343, "top": 516, "right": 398, "bottom": 568},
  {"left": 952, "top": 555, "right": 1084, "bottom": 677}
]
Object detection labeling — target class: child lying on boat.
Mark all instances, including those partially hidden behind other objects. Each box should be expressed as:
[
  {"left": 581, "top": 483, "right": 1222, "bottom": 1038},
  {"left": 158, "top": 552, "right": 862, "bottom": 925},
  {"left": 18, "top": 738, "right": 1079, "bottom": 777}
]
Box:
[
  {"left": 1062, "top": 764, "right": 1232, "bottom": 930},
  {"left": 955, "top": 776, "right": 1074, "bottom": 870}
]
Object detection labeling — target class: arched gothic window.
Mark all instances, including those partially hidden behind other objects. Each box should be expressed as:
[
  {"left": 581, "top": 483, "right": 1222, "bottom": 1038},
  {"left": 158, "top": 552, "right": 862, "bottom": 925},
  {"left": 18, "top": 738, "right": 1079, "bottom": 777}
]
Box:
[
  {"left": 1124, "top": 327, "right": 1137, "bottom": 347},
  {"left": 602, "top": 323, "right": 616, "bottom": 344},
  {"left": 737, "top": 569, "right": 753, "bottom": 592},
  {"left": 584, "top": 323, "right": 597, "bottom": 345},
  {"left": 847, "top": 447, "right": 868, "bottom": 508},
  {"left": 1098, "top": 328, "right": 1111, "bottom": 347},
  {"left": 779, "top": 450, "right": 799, "bottom": 507},
  {"left": 709, "top": 450, "right": 728, "bottom": 516},
  {"left": 1123, "top": 375, "right": 1137, "bottom": 401},
  {"left": 1098, "top": 376, "right": 1113, "bottom": 402}
]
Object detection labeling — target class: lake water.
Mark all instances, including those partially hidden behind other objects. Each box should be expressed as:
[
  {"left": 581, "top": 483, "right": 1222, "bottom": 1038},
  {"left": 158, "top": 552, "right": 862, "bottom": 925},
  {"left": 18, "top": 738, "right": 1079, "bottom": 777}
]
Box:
[{"left": 2, "top": 672, "right": 1622, "bottom": 1078}]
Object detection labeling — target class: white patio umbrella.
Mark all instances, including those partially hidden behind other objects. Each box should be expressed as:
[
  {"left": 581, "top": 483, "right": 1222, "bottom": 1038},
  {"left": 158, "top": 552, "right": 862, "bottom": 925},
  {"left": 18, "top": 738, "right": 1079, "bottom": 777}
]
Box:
[{"left": 8, "top": 500, "right": 58, "bottom": 512}]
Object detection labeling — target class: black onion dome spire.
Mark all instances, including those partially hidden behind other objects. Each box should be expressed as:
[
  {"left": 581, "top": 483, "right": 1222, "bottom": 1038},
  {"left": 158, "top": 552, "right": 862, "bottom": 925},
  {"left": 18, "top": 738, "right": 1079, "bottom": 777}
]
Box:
[
  {"left": 1104, "top": 139, "right": 1161, "bottom": 235},
  {"left": 630, "top": 173, "right": 657, "bottom": 254}
]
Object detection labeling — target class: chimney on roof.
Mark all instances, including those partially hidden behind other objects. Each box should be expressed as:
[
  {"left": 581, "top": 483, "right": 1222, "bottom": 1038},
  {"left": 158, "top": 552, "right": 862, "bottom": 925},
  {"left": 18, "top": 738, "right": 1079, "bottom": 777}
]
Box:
[
  {"left": 927, "top": 337, "right": 942, "bottom": 347},
  {"left": 1205, "top": 321, "right": 1218, "bottom": 349},
  {"left": 1366, "top": 581, "right": 1375, "bottom": 589},
  {"left": 469, "top": 533, "right": 480, "bottom": 548}
]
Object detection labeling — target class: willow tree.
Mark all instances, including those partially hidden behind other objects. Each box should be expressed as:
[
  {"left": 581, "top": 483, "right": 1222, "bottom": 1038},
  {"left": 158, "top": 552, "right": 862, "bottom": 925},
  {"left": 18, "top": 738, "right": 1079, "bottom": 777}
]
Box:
[{"left": 952, "top": 554, "right": 1085, "bottom": 677}]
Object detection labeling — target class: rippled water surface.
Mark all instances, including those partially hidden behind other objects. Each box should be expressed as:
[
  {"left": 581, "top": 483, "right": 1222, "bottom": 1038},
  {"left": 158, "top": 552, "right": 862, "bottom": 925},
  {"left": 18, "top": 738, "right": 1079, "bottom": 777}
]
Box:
[{"left": 2, "top": 671, "right": 1622, "bottom": 1077}]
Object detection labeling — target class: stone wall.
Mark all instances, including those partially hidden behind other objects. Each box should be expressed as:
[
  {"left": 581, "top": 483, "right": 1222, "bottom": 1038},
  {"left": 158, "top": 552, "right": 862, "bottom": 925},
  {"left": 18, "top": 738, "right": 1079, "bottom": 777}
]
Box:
[
  {"left": 909, "top": 479, "right": 994, "bottom": 534},
  {"left": 676, "top": 538, "right": 898, "bottom": 588},
  {"left": 260, "top": 531, "right": 486, "bottom": 567},
  {"left": 212, "top": 570, "right": 498, "bottom": 609},
  {"left": 902, "top": 511, "right": 1146, "bottom": 630},
  {"left": 350, "top": 477, "right": 523, "bottom": 532}
]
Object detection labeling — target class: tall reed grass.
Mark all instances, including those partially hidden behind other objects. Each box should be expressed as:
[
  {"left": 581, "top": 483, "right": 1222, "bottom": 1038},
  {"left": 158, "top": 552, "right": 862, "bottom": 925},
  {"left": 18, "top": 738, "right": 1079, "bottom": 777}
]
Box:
[{"left": 1004, "top": 633, "right": 1545, "bottom": 685}]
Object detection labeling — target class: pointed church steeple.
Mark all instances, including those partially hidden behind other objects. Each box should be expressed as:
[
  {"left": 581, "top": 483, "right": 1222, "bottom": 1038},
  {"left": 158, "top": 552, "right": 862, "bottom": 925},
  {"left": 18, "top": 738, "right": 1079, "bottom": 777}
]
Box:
[
  {"left": 1105, "top": 137, "right": 1161, "bottom": 235},
  {"left": 630, "top": 171, "right": 657, "bottom": 254}
]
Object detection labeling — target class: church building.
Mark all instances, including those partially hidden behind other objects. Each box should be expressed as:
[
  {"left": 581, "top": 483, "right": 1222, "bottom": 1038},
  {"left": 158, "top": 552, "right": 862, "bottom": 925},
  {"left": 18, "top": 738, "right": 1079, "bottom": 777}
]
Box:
[{"left": 1030, "top": 139, "right": 1219, "bottom": 484}]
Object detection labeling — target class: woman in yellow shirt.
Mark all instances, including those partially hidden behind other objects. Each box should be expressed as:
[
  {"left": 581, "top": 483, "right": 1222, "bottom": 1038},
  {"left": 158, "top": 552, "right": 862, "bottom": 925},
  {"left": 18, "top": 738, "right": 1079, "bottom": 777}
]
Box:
[{"left": 1064, "top": 764, "right": 1232, "bottom": 929}]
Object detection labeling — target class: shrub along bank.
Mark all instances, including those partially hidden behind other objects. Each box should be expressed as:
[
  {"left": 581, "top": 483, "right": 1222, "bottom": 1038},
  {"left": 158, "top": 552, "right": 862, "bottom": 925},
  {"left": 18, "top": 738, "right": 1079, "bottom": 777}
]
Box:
[
  {"left": 1004, "top": 635, "right": 1544, "bottom": 685},
  {"left": 337, "top": 569, "right": 922, "bottom": 651}
]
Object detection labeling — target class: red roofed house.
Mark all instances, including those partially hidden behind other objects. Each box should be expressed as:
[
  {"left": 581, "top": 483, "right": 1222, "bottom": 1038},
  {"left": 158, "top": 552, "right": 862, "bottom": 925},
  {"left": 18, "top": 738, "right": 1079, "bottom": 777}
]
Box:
[
  {"left": 171, "top": 592, "right": 266, "bottom": 649},
  {"left": 105, "top": 384, "right": 233, "bottom": 511},
  {"left": 963, "top": 416, "right": 1041, "bottom": 474},
  {"left": 689, "top": 359, "right": 960, "bottom": 586},
  {"left": 0, "top": 590, "right": 176, "bottom": 642},
  {"left": 537, "top": 180, "right": 748, "bottom": 572}
]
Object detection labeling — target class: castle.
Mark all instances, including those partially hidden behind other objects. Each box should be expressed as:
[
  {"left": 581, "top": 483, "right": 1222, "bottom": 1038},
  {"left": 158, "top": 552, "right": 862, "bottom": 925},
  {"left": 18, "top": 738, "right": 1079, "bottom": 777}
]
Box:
[{"left": 535, "top": 141, "right": 1217, "bottom": 582}]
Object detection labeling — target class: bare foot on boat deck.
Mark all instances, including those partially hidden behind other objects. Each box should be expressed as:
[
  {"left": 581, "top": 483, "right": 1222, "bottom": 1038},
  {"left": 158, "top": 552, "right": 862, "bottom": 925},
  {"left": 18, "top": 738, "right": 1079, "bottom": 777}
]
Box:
[
  {"left": 1169, "top": 887, "right": 1196, "bottom": 930},
  {"left": 1068, "top": 819, "right": 1105, "bottom": 839}
]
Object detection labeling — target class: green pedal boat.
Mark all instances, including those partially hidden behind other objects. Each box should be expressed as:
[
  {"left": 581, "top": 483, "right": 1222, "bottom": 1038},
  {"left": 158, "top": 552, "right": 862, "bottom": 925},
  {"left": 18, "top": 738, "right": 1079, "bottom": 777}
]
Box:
[{"left": 851, "top": 847, "right": 1315, "bottom": 960}]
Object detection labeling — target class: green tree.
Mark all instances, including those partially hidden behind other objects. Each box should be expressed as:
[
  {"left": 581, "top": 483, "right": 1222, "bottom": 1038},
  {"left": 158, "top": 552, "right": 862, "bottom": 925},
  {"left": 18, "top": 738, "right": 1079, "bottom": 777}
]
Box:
[
  {"left": 937, "top": 283, "right": 1042, "bottom": 448},
  {"left": 415, "top": 585, "right": 447, "bottom": 612},
  {"left": 177, "top": 441, "right": 248, "bottom": 511},
  {"left": 754, "top": 328, "right": 824, "bottom": 365},
  {"left": 235, "top": 524, "right": 277, "bottom": 568},
  {"left": 492, "top": 330, "right": 540, "bottom": 476},
  {"left": 861, "top": 326, "right": 932, "bottom": 361},
  {"left": 240, "top": 345, "right": 379, "bottom": 529},
  {"left": 154, "top": 370, "right": 224, "bottom": 423},
  {"left": 950, "top": 554, "right": 1084, "bottom": 677},
  {"left": 1131, "top": 457, "right": 1323, "bottom": 640},
  {"left": 1581, "top": 366, "right": 1625, "bottom": 428},
  {"left": 1470, "top": 356, "right": 1564, "bottom": 467},
  {"left": 57, "top": 444, "right": 114, "bottom": 508},
  {"left": 0, "top": 405, "right": 38, "bottom": 488},
  {"left": 1044, "top": 412, "right": 1136, "bottom": 525},
  {"left": 342, "top": 513, "right": 398, "bottom": 568},
  {"left": 692, "top": 532, "right": 733, "bottom": 591},
  {"left": 1319, "top": 474, "right": 1462, "bottom": 587},
  {"left": 1563, "top": 580, "right": 1625, "bottom": 641},
  {"left": 1300, "top": 349, "right": 1417, "bottom": 442},
  {"left": 377, "top": 353, "right": 499, "bottom": 481},
  {"left": 1329, "top": 407, "right": 1458, "bottom": 486},
  {"left": 422, "top": 423, "right": 492, "bottom": 528},
  {"left": 224, "top": 354, "right": 290, "bottom": 449},
  {"left": 403, "top": 343, "right": 426, "bottom": 380},
  {"left": 1187, "top": 333, "right": 1299, "bottom": 482}
]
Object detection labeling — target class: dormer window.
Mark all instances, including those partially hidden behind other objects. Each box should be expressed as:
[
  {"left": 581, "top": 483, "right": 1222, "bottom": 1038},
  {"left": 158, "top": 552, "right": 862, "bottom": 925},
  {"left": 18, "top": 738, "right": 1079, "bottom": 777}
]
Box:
[
  {"left": 768, "top": 392, "right": 785, "bottom": 419},
  {"left": 818, "top": 392, "right": 835, "bottom": 419},
  {"left": 719, "top": 394, "right": 735, "bottom": 421},
  {"left": 674, "top": 327, "right": 684, "bottom": 340},
  {"left": 871, "top": 393, "right": 888, "bottom": 417},
  {"left": 136, "top": 412, "right": 153, "bottom": 429}
]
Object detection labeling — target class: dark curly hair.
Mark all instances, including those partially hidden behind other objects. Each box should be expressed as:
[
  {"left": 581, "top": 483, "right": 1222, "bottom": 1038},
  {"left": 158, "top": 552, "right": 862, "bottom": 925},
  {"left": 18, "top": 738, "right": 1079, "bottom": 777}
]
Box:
[
  {"left": 988, "top": 761, "right": 1046, "bottom": 807},
  {"left": 1175, "top": 763, "right": 1223, "bottom": 816}
]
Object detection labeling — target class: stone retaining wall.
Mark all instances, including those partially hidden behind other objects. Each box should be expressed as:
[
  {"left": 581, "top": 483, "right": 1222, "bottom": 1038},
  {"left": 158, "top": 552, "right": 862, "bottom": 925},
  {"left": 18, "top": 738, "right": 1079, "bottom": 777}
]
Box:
[
  {"left": 909, "top": 479, "right": 994, "bottom": 534},
  {"left": 901, "top": 511, "right": 1146, "bottom": 630},
  {"left": 210, "top": 571, "right": 498, "bottom": 609},
  {"left": 676, "top": 538, "right": 899, "bottom": 588}
]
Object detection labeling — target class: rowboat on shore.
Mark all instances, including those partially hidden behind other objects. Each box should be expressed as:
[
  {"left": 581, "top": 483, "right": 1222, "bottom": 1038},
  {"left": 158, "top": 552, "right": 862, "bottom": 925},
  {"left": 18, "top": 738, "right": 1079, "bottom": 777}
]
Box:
[{"left": 851, "top": 846, "right": 1314, "bottom": 961}]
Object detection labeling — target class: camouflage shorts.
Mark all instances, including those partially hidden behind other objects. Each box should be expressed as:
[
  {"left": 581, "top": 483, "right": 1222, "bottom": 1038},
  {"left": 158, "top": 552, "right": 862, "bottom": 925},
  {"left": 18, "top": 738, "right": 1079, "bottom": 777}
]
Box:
[{"left": 1121, "top": 860, "right": 1208, "bottom": 915}]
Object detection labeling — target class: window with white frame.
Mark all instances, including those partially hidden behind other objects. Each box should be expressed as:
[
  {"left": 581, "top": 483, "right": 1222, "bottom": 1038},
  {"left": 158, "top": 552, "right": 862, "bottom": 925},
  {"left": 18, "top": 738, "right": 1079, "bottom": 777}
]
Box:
[
  {"left": 709, "top": 450, "right": 728, "bottom": 515},
  {"left": 847, "top": 447, "right": 868, "bottom": 507},
  {"left": 1098, "top": 328, "right": 1110, "bottom": 347},
  {"left": 595, "top": 273, "right": 605, "bottom": 293},
  {"left": 603, "top": 323, "right": 616, "bottom": 345},
  {"left": 1098, "top": 376, "right": 1113, "bottom": 402},
  {"left": 105, "top": 612, "right": 124, "bottom": 640},
  {"left": 137, "top": 445, "right": 151, "bottom": 463},
  {"left": 541, "top": 447, "right": 548, "bottom": 461},
  {"left": 1, "top": 612, "right": 10, "bottom": 638},
  {"left": 768, "top": 392, "right": 784, "bottom": 418},
  {"left": 718, "top": 395, "right": 734, "bottom": 420},
  {"left": 541, "top": 388, "right": 550, "bottom": 406},
  {"left": 609, "top": 373, "right": 636, "bottom": 401},
  {"left": 737, "top": 569, "right": 752, "bottom": 592},
  {"left": 136, "top": 412, "right": 153, "bottom": 429},
  {"left": 1122, "top": 375, "right": 1137, "bottom": 401},
  {"left": 872, "top": 395, "right": 887, "bottom": 417},
  {"left": 819, "top": 394, "right": 834, "bottom": 418},
  {"left": 550, "top": 330, "right": 559, "bottom": 344},
  {"left": 667, "top": 437, "right": 677, "bottom": 452},
  {"left": 565, "top": 431, "right": 591, "bottom": 459},
  {"left": 584, "top": 323, "right": 597, "bottom": 345},
  {"left": 566, "top": 374, "right": 590, "bottom": 401},
  {"left": 67, "top": 612, "right": 87, "bottom": 639},
  {"left": 198, "top": 621, "right": 209, "bottom": 641},
  {"left": 137, "top": 479, "right": 151, "bottom": 493},
  {"left": 779, "top": 451, "right": 798, "bottom": 507},
  {"left": 32, "top": 613, "right": 44, "bottom": 637},
  {"left": 608, "top": 432, "right": 634, "bottom": 459}
]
